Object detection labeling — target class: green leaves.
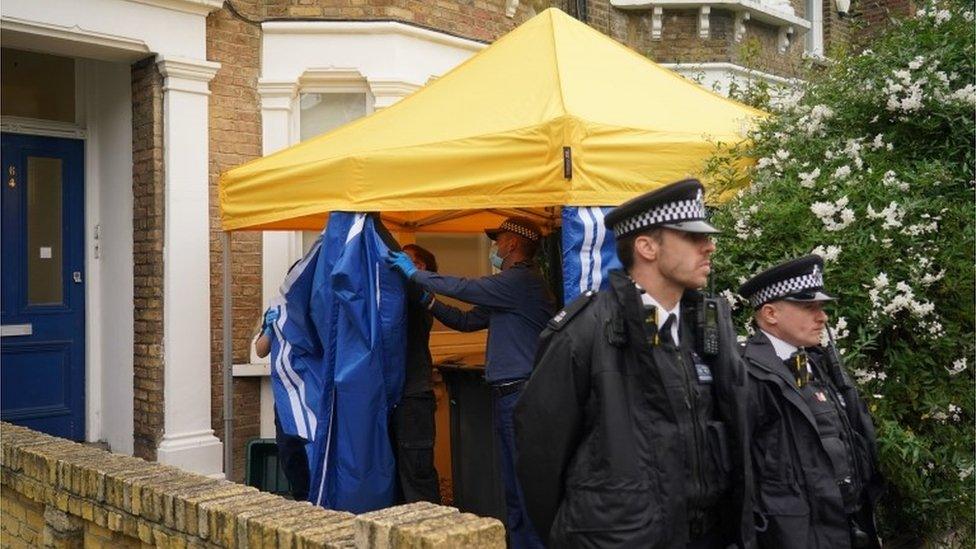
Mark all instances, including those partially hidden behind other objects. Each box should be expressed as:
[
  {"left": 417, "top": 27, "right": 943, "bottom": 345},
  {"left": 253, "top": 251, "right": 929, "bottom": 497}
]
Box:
[{"left": 704, "top": 0, "right": 975, "bottom": 542}]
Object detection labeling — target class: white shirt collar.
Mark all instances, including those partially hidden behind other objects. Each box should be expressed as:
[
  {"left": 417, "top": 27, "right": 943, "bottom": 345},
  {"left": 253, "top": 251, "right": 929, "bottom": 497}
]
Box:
[
  {"left": 761, "top": 329, "right": 799, "bottom": 361},
  {"left": 637, "top": 286, "right": 681, "bottom": 345}
]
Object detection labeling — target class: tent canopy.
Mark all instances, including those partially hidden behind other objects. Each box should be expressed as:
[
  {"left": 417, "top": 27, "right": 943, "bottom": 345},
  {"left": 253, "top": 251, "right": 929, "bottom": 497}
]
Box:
[{"left": 219, "top": 8, "right": 763, "bottom": 233}]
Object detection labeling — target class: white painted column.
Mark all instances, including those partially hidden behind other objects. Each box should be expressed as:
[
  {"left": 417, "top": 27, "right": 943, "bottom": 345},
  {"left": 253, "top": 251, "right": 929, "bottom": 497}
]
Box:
[
  {"left": 256, "top": 81, "right": 305, "bottom": 312},
  {"left": 155, "top": 56, "right": 224, "bottom": 477},
  {"left": 255, "top": 81, "right": 303, "bottom": 438}
]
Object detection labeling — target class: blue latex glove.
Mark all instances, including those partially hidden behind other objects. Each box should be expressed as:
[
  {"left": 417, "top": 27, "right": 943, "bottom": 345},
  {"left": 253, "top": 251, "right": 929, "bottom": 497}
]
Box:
[
  {"left": 262, "top": 307, "right": 279, "bottom": 335},
  {"left": 386, "top": 251, "right": 418, "bottom": 279}
]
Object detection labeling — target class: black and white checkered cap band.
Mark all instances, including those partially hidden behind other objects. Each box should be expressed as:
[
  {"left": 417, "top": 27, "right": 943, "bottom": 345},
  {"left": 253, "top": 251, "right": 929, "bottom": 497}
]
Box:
[
  {"left": 611, "top": 198, "right": 706, "bottom": 236},
  {"left": 499, "top": 221, "right": 540, "bottom": 241},
  {"left": 750, "top": 271, "right": 825, "bottom": 307}
]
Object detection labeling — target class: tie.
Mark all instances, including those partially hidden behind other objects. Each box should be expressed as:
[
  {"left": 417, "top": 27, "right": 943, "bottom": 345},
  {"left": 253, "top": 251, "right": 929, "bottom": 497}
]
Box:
[
  {"left": 659, "top": 313, "right": 677, "bottom": 345},
  {"left": 787, "top": 349, "right": 812, "bottom": 387}
]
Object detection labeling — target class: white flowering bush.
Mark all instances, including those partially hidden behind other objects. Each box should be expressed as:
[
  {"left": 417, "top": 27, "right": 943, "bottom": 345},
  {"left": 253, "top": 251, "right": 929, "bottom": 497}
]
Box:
[{"left": 704, "top": 1, "right": 974, "bottom": 542}]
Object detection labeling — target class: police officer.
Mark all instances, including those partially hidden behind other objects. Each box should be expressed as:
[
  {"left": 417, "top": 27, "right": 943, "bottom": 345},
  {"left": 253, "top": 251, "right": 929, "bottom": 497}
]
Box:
[
  {"left": 739, "top": 255, "right": 883, "bottom": 548},
  {"left": 515, "top": 179, "right": 754, "bottom": 548},
  {"left": 387, "top": 217, "right": 555, "bottom": 549}
]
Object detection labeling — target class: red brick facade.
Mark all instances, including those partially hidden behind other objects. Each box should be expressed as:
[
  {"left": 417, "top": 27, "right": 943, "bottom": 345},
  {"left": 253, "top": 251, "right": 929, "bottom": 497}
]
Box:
[{"left": 130, "top": 56, "right": 166, "bottom": 462}]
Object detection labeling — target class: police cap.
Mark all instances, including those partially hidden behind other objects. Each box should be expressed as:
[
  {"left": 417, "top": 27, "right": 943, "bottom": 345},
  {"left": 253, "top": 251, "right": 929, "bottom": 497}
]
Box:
[
  {"left": 604, "top": 178, "right": 720, "bottom": 237},
  {"left": 738, "top": 254, "right": 836, "bottom": 308}
]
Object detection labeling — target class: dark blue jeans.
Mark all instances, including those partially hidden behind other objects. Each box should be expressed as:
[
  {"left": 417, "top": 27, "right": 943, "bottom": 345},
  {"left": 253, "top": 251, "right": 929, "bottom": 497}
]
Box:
[{"left": 493, "top": 387, "right": 545, "bottom": 549}]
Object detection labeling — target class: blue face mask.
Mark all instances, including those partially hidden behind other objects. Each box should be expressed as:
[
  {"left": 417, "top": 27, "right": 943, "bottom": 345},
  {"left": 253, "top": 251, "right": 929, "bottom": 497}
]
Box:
[{"left": 490, "top": 250, "right": 504, "bottom": 270}]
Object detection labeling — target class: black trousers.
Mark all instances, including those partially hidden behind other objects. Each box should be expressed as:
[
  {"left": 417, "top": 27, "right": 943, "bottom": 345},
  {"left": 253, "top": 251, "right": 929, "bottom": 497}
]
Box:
[
  {"left": 391, "top": 391, "right": 441, "bottom": 504},
  {"left": 274, "top": 412, "right": 309, "bottom": 501}
]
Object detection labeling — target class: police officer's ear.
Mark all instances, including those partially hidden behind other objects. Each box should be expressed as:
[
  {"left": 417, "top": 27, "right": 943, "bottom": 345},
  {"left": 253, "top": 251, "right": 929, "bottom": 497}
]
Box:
[
  {"left": 757, "top": 302, "right": 779, "bottom": 328},
  {"left": 633, "top": 231, "right": 662, "bottom": 263}
]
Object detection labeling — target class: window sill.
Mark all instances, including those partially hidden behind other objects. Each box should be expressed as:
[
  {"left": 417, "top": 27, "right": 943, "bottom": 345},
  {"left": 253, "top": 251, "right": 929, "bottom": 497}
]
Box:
[{"left": 612, "top": 0, "right": 811, "bottom": 50}]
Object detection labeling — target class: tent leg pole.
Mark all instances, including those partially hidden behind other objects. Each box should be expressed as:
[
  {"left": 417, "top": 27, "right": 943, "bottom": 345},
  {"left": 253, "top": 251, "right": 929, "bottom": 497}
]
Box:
[{"left": 222, "top": 231, "right": 234, "bottom": 479}]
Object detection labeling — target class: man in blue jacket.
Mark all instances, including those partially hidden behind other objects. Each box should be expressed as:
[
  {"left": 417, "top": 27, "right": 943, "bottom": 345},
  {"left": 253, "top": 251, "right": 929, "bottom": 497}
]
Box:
[{"left": 388, "top": 216, "right": 555, "bottom": 549}]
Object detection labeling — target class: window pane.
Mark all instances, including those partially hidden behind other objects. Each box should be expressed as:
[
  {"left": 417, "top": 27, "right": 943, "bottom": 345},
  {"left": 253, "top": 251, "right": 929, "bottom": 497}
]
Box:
[
  {"left": 1, "top": 48, "right": 75, "bottom": 123},
  {"left": 298, "top": 92, "right": 368, "bottom": 251},
  {"left": 27, "top": 157, "right": 64, "bottom": 305},
  {"left": 299, "top": 93, "right": 367, "bottom": 141}
]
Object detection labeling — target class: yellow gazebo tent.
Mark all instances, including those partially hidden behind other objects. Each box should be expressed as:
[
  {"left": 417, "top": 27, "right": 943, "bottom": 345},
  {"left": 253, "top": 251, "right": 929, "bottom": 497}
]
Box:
[{"left": 219, "top": 7, "right": 762, "bottom": 234}]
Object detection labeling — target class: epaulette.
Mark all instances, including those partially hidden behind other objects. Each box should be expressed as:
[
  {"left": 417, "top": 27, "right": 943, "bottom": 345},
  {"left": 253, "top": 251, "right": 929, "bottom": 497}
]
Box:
[{"left": 548, "top": 290, "right": 596, "bottom": 331}]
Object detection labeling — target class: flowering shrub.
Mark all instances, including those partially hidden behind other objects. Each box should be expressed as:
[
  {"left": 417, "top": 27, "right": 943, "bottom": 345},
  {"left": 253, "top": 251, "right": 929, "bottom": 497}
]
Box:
[{"left": 704, "top": 1, "right": 974, "bottom": 543}]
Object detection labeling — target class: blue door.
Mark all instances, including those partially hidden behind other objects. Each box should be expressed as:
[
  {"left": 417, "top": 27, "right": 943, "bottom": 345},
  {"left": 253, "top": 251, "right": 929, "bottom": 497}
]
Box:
[{"left": 1, "top": 133, "right": 85, "bottom": 440}]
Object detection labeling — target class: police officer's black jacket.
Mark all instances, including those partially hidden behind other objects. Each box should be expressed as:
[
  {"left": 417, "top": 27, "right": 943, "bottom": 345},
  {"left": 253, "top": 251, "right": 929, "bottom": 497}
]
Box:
[
  {"left": 514, "top": 270, "right": 754, "bottom": 548},
  {"left": 743, "top": 332, "right": 883, "bottom": 549}
]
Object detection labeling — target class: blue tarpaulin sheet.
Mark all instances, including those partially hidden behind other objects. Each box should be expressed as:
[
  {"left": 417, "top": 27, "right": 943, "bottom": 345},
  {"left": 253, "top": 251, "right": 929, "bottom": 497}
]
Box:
[
  {"left": 561, "top": 206, "right": 621, "bottom": 303},
  {"left": 269, "top": 212, "right": 406, "bottom": 513}
]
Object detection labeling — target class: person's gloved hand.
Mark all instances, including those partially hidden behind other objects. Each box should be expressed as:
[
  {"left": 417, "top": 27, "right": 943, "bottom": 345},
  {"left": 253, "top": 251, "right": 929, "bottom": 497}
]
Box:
[
  {"left": 262, "top": 307, "right": 280, "bottom": 334},
  {"left": 386, "top": 251, "right": 418, "bottom": 279}
]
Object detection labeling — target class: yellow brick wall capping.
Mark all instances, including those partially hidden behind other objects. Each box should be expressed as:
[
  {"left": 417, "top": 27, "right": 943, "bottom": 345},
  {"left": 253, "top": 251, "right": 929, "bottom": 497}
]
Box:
[{"left": 0, "top": 422, "right": 504, "bottom": 548}]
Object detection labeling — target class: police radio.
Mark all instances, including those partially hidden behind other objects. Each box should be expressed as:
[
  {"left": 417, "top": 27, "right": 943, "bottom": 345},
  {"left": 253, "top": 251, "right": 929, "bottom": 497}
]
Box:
[
  {"left": 696, "top": 296, "right": 721, "bottom": 357},
  {"left": 824, "top": 324, "right": 853, "bottom": 391}
]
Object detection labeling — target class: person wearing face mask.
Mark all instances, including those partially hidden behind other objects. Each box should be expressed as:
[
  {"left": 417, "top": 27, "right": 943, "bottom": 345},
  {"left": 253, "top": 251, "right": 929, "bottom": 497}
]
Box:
[
  {"left": 387, "top": 217, "right": 555, "bottom": 549},
  {"left": 514, "top": 179, "right": 754, "bottom": 548},
  {"left": 739, "top": 256, "right": 883, "bottom": 549}
]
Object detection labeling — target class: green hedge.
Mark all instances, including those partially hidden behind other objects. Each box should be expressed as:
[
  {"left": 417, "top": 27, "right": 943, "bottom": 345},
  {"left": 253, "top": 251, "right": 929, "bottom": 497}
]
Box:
[{"left": 703, "top": 1, "right": 975, "bottom": 543}]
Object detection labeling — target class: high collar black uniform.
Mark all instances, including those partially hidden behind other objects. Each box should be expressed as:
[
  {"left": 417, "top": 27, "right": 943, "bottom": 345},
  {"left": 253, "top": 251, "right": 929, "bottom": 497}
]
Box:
[
  {"left": 515, "top": 270, "right": 755, "bottom": 549},
  {"left": 743, "top": 332, "right": 883, "bottom": 549}
]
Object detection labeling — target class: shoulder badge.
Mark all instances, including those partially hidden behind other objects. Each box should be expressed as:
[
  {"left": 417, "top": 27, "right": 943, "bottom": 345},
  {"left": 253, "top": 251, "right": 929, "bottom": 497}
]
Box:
[{"left": 548, "top": 290, "right": 596, "bottom": 331}]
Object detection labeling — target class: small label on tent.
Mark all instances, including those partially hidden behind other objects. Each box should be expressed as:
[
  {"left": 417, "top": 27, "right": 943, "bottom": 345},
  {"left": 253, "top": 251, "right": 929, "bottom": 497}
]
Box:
[
  {"left": 39, "top": 247, "right": 52, "bottom": 259},
  {"left": 563, "top": 147, "right": 572, "bottom": 179}
]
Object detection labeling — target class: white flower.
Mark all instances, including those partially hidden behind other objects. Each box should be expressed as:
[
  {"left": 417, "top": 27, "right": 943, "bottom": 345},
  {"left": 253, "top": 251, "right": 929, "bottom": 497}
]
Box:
[
  {"left": 948, "top": 404, "right": 962, "bottom": 421},
  {"left": 873, "top": 272, "right": 890, "bottom": 289},
  {"left": 811, "top": 244, "right": 841, "bottom": 262},
  {"left": 798, "top": 168, "right": 820, "bottom": 188},
  {"left": 775, "top": 149, "right": 791, "bottom": 160},
  {"left": 866, "top": 201, "right": 904, "bottom": 230},
  {"left": 908, "top": 56, "right": 925, "bottom": 70},
  {"left": 949, "top": 84, "right": 976, "bottom": 105},
  {"left": 902, "top": 222, "right": 939, "bottom": 236},
  {"left": 832, "top": 166, "right": 851, "bottom": 180},
  {"left": 830, "top": 316, "right": 850, "bottom": 340},
  {"left": 799, "top": 104, "right": 835, "bottom": 136},
  {"left": 770, "top": 88, "right": 805, "bottom": 113},
  {"left": 881, "top": 170, "right": 909, "bottom": 191},
  {"left": 959, "top": 465, "right": 974, "bottom": 481},
  {"left": 921, "top": 269, "right": 946, "bottom": 285},
  {"left": 811, "top": 201, "right": 837, "bottom": 219},
  {"left": 947, "top": 358, "right": 968, "bottom": 376}
]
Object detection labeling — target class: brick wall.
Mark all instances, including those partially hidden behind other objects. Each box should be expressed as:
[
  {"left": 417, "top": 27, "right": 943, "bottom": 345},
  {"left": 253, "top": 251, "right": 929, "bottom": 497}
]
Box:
[
  {"left": 261, "top": 0, "right": 539, "bottom": 42},
  {"left": 131, "top": 56, "right": 166, "bottom": 463},
  {"left": 207, "top": 1, "right": 265, "bottom": 483},
  {"left": 0, "top": 423, "right": 505, "bottom": 548},
  {"left": 855, "top": 0, "right": 915, "bottom": 42}
]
